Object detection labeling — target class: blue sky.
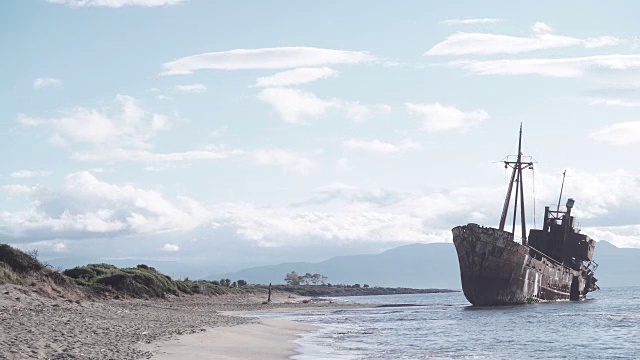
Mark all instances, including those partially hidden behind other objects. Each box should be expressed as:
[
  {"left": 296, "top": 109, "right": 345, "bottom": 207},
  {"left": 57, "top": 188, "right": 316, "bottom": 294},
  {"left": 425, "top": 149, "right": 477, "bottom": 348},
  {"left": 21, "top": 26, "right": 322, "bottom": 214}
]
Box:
[{"left": 2, "top": 0, "right": 640, "bottom": 271}]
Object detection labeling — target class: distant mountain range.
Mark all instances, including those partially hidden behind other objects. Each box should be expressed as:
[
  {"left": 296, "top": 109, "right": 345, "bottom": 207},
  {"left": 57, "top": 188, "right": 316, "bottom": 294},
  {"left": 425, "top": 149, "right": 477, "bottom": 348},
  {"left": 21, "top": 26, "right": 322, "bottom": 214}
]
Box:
[
  {"left": 590, "top": 240, "right": 640, "bottom": 288},
  {"left": 210, "top": 241, "right": 639, "bottom": 289},
  {"left": 210, "top": 243, "right": 462, "bottom": 289}
]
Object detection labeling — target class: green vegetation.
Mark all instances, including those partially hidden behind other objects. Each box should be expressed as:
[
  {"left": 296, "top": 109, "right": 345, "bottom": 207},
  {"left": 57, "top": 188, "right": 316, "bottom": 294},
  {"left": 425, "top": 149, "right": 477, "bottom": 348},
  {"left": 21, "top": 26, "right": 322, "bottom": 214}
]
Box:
[
  {"left": 284, "top": 271, "right": 328, "bottom": 286},
  {"left": 0, "top": 261, "right": 23, "bottom": 285},
  {"left": 0, "top": 244, "right": 45, "bottom": 275},
  {"left": 0, "top": 243, "right": 257, "bottom": 300},
  {"left": 0, "top": 244, "right": 84, "bottom": 302},
  {"left": 63, "top": 264, "right": 190, "bottom": 298},
  {"left": 0, "top": 245, "right": 51, "bottom": 285},
  {"left": 67, "top": 265, "right": 257, "bottom": 298},
  {"left": 62, "top": 263, "right": 254, "bottom": 298}
]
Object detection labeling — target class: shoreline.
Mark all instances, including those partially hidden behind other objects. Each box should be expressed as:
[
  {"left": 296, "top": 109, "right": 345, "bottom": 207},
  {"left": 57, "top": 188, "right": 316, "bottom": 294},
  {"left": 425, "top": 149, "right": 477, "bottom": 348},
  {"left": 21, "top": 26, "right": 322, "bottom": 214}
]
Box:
[
  {"left": 140, "top": 318, "right": 317, "bottom": 360},
  {"left": 141, "top": 302, "right": 375, "bottom": 359},
  {"left": 221, "top": 302, "right": 376, "bottom": 316},
  {"left": 139, "top": 298, "right": 443, "bottom": 359}
]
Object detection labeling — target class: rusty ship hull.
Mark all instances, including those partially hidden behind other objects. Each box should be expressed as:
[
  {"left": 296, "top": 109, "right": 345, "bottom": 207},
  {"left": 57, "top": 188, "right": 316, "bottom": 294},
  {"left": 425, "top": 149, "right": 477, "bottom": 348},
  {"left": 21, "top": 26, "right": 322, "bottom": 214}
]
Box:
[{"left": 452, "top": 224, "right": 591, "bottom": 306}]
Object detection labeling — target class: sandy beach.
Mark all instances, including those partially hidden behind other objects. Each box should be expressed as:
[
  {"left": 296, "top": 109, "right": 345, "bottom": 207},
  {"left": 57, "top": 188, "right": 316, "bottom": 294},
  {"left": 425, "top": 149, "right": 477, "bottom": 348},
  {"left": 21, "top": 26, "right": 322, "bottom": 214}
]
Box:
[
  {"left": 0, "top": 283, "right": 358, "bottom": 359},
  {"left": 141, "top": 318, "right": 316, "bottom": 360}
]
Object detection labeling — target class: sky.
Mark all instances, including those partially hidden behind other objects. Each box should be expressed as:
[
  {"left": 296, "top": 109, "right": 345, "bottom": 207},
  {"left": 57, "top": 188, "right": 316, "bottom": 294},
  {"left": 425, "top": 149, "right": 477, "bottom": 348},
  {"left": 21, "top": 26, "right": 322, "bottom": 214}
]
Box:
[{"left": 2, "top": 0, "right": 640, "bottom": 272}]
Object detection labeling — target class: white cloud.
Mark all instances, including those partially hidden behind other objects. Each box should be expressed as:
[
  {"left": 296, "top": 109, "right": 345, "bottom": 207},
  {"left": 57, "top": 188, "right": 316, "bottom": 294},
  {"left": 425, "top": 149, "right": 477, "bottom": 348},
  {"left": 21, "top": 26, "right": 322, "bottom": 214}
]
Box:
[
  {"left": 72, "top": 146, "right": 242, "bottom": 163},
  {"left": 251, "top": 149, "right": 317, "bottom": 175},
  {"left": 0, "top": 171, "right": 208, "bottom": 240},
  {"left": 450, "top": 54, "right": 640, "bottom": 78},
  {"left": 53, "top": 242, "right": 68, "bottom": 252},
  {"left": 248, "top": 169, "right": 640, "bottom": 247},
  {"left": 17, "top": 95, "right": 241, "bottom": 163},
  {"left": 315, "top": 182, "right": 358, "bottom": 194},
  {"left": 0, "top": 174, "right": 478, "bottom": 246},
  {"left": 583, "top": 225, "right": 640, "bottom": 248},
  {"left": 440, "top": 18, "right": 504, "bottom": 26},
  {"left": 591, "top": 121, "right": 640, "bottom": 145},
  {"left": 531, "top": 169, "right": 640, "bottom": 227},
  {"left": 311, "top": 183, "right": 407, "bottom": 207},
  {"left": 161, "top": 47, "right": 378, "bottom": 75},
  {"left": 258, "top": 87, "right": 391, "bottom": 123},
  {"left": 11, "top": 240, "right": 69, "bottom": 254},
  {"left": 174, "top": 83, "right": 207, "bottom": 93},
  {"left": 215, "top": 203, "right": 432, "bottom": 246},
  {"left": 344, "top": 103, "right": 392, "bottom": 122},
  {"left": 343, "top": 138, "right": 421, "bottom": 154},
  {"left": 161, "top": 243, "right": 180, "bottom": 252},
  {"left": 253, "top": 67, "right": 339, "bottom": 87},
  {"left": 47, "top": 0, "right": 186, "bottom": 8},
  {"left": 211, "top": 184, "right": 502, "bottom": 247},
  {"left": 532, "top": 22, "right": 555, "bottom": 34},
  {"left": 3, "top": 169, "right": 640, "bottom": 249},
  {"left": 17, "top": 114, "right": 44, "bottom": 127},
  {"left": 210, "top": 126, "right": 228, "bottom": 138},
  {"left": 336, "top": 157, "right": 350, "bottom": 172},
  {"left": 258, "top": 88, "right": 338, "bottom": 123},
  {"left": 426, "top": 22, "right": 623, "bottom": 56},
  {"left": 405, "top": 102, "right": 489, "bottom": 132},
  {"left": 2, "top": 184, "right": 38, "bottom": 197},
  {"left": 590, "top": 98, "right": 640, "bottom": 107},
  {"left": 10, "top": 170, "right": 50, "bottom": 179},
  {"left": 33, "top": 77, "right": 62, "bottom": 90},
  {"left": 18, "top": 95, "right": 164, "bottom": 147},
  {"left": 143, "top": 163, "right": 191, "bottom": 172}
]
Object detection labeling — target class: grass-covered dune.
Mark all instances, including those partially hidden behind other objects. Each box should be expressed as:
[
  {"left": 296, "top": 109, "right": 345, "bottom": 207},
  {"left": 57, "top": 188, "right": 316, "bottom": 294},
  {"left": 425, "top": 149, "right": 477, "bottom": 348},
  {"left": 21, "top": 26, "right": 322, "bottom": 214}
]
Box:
[
  {"left": 0, "top": 243, "right": 262, "bottom": 300},
  {"left": 0, "top": 244, "right": 85, "bottom": 300},
  {"left": 63, "top": 263, "right": 192, "bottom": 298},
  {"left": 62, "top": 263, "right": 261, "bottom": 299}
]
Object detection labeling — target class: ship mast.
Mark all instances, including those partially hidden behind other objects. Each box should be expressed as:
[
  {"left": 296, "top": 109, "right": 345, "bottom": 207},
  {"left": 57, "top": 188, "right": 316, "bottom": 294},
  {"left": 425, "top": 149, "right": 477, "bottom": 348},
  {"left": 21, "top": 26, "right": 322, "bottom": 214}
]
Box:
[
  {"left": 556, "top": 170, "right": 567, "bottom": 213},
  {"left": 498, "top": 124, "right": 535, "bottom": 245}
]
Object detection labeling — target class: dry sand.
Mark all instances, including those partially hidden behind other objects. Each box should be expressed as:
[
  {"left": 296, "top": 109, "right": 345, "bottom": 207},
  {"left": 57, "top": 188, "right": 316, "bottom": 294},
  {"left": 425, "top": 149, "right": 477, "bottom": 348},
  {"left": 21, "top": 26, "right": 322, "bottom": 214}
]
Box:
[
  {"left": 0, "top": 284, "right": 363, "bottom": 359},
  {"left": 141, "top": 318, "right": 316, "bottom": 360}
]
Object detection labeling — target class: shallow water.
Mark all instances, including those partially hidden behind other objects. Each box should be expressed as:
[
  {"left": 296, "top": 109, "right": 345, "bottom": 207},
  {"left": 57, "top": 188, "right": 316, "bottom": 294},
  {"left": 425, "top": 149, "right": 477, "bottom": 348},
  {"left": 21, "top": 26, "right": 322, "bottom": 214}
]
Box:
[{"left": 256, "top": 287, "right": 640, "bottom": 359}]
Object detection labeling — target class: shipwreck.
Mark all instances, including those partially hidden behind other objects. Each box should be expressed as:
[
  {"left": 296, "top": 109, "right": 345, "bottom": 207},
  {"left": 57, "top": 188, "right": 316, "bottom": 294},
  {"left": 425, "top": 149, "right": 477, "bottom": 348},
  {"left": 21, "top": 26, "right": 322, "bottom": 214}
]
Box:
[{"left": 452, "top": 125, "right": 599, "bottom": 305}]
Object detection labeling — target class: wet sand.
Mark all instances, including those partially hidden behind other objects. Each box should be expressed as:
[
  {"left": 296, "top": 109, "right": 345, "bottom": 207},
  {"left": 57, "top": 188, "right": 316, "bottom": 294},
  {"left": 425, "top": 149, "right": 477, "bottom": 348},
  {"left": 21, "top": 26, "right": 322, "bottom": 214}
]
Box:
[{"left": 141, "top": 318, "right": 316, "bottom": 360}]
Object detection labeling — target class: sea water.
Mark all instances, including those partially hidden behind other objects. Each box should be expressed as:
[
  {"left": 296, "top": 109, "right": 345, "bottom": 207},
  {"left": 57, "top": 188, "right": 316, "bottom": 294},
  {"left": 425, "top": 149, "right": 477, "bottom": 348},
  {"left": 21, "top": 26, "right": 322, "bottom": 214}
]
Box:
[{"left": 255, "top": 287, "right": 640, "bottom": 359}]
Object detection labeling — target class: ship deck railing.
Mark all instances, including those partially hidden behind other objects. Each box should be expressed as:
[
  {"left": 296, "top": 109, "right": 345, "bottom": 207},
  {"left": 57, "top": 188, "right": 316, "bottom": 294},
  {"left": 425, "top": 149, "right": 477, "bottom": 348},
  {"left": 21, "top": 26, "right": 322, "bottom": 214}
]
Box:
[{"left": 525, "top": 243, "right": 564, "bottom": 267}]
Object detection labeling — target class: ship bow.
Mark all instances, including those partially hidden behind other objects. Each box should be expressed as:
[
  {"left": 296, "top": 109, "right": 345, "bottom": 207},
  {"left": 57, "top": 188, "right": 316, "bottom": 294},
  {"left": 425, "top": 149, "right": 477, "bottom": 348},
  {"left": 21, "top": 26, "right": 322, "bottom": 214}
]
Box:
[{"left": 452, "top": 224, "right": 532, "bottom": 306}]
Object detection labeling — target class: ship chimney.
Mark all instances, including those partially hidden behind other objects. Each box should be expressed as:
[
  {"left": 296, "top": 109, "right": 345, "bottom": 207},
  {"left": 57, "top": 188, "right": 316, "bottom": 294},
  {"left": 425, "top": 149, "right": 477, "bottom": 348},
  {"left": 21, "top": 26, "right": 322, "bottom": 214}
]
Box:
[
  {"left": 562, "top": 198, "right": 575, "bottom": 265},
  {"left": 565, "top": 198, "right": 575, "bottom": 227},
  {"left": 566, "top": 198, "right": 575, "bottom": 209}
]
